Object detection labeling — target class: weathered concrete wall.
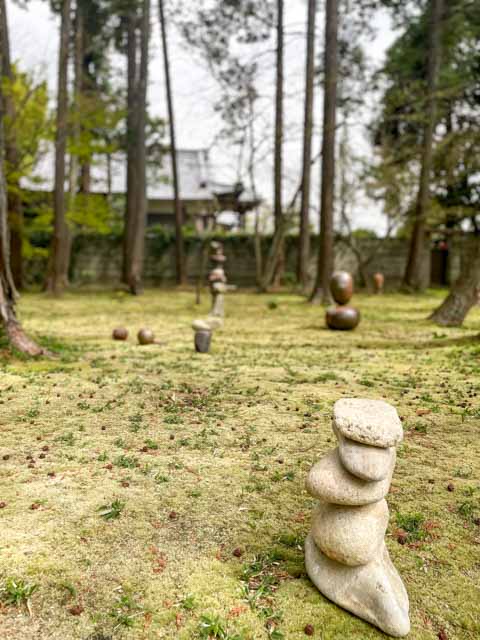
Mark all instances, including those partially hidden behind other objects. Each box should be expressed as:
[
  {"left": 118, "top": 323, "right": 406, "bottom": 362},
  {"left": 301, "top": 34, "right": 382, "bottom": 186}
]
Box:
[
  {"left": 28, "top": 232, "right": 471, "bottom": 289},
  {"left": 67, "top": 234, "right": 424, "bottom": 288}
]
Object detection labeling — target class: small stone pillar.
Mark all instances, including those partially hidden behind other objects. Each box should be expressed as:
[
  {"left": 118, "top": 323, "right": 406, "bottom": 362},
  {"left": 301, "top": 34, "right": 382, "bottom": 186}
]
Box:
[
  {"left": 326, "top": 271, "right": 360, "bottom": 330},
  {"left": 192, "top": 320, "right": 213, "bottom": 354},
  {"left": 305, "top": 398, "right": 410, "bottom": 637}
]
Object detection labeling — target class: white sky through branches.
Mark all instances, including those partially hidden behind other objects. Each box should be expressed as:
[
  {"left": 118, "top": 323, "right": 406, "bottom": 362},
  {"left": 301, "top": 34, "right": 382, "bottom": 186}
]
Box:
[{"left": 8, "top": 0, "right": 397, "bottom": 233}]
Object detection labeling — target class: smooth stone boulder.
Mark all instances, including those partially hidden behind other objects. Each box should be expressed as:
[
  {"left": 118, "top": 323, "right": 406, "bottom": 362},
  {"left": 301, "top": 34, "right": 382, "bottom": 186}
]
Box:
[
  {"left": 305, "top": 535, "right": 410, "bottom": 637},
  {"left": 326, "top": 306, "right": 360, "bottom": 331},
  {"left": 311, "top": 499, "right": 389, "bottom": 567},
  {"left": 195, "top": 330, "right": 212, "bottom": 353},
  {"left": 306, "top": 449, "right": 392, "bottom": 506},
  {"left": 334, "top": 398, "right": 403, "bottom": 448},
  {"left": 192, "top": 319, "right": 212, "bottom": 332},
  {"left": 335, "top": 426, "right": 396, "bottom": 482},
  {"left": 330, "top": 271, "right": 354, "bottom": 305}
]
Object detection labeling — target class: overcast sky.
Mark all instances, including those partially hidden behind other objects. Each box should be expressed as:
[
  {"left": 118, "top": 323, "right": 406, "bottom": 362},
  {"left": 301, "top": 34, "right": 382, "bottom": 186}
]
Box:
[{"left": 8, "top": 0, "right": 397, "bottom": 233}]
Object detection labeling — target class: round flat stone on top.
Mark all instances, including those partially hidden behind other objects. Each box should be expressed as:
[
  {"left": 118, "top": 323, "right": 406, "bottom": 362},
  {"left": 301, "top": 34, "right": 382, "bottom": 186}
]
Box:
[{"left": 334, "top": 398, "right": 403, "bottom": 448}]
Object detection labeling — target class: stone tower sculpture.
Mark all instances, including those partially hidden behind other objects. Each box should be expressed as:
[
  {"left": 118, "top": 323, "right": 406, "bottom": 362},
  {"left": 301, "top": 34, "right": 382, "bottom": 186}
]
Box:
[
  {"left": 326, "top": 271, "right": 360, "bottom": 330},
  {"left": 305, "top": 398, "right": 410, "bottom": 638},
  {"left": 209, "top": 241, "right": 227, "bottom": 319}
]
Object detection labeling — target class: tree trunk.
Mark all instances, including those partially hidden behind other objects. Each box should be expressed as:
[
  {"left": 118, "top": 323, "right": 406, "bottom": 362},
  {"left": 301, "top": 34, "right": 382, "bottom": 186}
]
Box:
[
  {"left": 403, "top": 0, "right": 444, "bottom": 291},
  {"left": 297, "top": 0, "right": 316, "bottom": 291},
  {"left": 272, "top": 0, "right": 284, "bottom": 288},
  {"left": 127, "top": 0, "right": 149, "bottom": 295},
  {"left": 0, "top": 0, "right": 23, "bottom": 289},
  {"left": 123, "top": 8, "right": 139, "bottom": 287},
  {"left": 310, "top": 0, "right": 338, "bottom": 304},
  {"left": 429, "top": 238, "right": 480, "bottom": 326},
  {"left": 46, "top": 0, "right": 72, "bottom": 295},
  {"left": 68, "top": 2, "right": 83, "bottom": 211},
  {"left": 159, "top": 0, "right": 186, "bottom": 285},
  {"left": 0, "top": 48, "right": 44, "bottom": 355}
]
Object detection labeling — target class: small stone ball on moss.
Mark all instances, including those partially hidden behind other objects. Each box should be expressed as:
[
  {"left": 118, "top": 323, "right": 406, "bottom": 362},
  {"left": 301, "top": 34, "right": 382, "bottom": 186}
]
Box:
[
  {"left": 138, "top": 328, "right": 155, "bottom": 345},
  {"left": 112, "top": 327, "right": 129, "bottom": 341}
]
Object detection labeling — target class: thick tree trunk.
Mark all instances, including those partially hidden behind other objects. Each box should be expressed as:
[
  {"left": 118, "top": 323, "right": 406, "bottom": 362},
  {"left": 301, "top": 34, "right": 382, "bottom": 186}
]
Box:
[
  {"left": 46, "top": 0, "right": 72, "bottom": 295},
  {"left": 0, "top": 0, "right": 23, "bottom": 289},
  {"left": 403, "top": 0, "right": 444, "bottom": 291},
  {"left": 272, "top": 0, "right": 284, "bottom": 288},
  {"left": 0, "top": 51, "right": 44, "bottom": 355},
  {"left": 310, "top": 0, "right": 338, "bottom": 304},
  {"left": 127, "top": 0, "right": 149, "bottom": 295},
  {"left": 429, "top": 238, "right": 480, "bottom": 326},
  {"left": 297, "top": 0, "right": 316, "bottom": 291},
  {"left": 159, "top": 0, "right": 186, "bottom": 285}
]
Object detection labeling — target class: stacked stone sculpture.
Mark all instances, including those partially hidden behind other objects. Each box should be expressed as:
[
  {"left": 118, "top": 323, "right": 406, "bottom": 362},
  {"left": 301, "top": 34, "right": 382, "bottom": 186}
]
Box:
[
  {"left": 191, "top": 242, "right": 229, "bottom": 353},
  {"left": 305, "top": 398, "right": 410, "bottom": 638},
  {"left": 326, "top": 271, "right": 360, "bottom": 331},
  {"left": 209, "top": 241, "right": 228, "bottom": 319}
]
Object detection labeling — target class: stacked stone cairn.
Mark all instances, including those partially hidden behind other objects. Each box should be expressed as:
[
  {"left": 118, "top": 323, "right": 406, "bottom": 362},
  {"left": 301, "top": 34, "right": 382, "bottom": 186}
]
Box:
[
  {"left": 326, "top": 271, "right": 360, "bottom": 331},
  {"left": 305, "top": 398, "right": 410, "bottom": 638},
  {"left": 191, "top": 241, "right": 228, "bottom": 353},
  {"left": 208, "top": 241, "right": 228, "bottom": 319}
]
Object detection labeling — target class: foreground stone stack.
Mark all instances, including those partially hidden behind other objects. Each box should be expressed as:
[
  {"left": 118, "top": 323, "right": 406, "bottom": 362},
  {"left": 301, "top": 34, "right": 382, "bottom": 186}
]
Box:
[{"left": 305, "top": 398, "right": 410, "bottom": 637}]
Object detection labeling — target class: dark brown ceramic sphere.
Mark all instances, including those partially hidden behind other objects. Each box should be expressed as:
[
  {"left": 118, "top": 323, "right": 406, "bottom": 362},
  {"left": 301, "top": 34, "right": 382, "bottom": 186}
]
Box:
[
  {"left": 137, "top": 328, "right": 155, "bottom": 345},
  {"left": 194, "top": 330, "right": 212, "bottom": 353},
  {"left": 326, "top": 306, "right": 360, "bottom": 331},
  {"left": 112, "top": 327, "right": 129, "bottom": 341},
  {"left": 373, "top": 272, "right": 385, "bottom": 294},
  {"left": 330, "top": 271, "right": 354, "bottom": 305}
]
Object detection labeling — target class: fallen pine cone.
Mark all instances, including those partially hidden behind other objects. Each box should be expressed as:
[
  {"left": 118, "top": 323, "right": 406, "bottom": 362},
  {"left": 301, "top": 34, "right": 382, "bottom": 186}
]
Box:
[{"left": 68, "top": 605, "right": 84, "bottom": 616}]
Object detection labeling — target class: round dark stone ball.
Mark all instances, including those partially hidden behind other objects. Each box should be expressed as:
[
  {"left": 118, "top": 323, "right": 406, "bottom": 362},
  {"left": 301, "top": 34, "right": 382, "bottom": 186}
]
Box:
[
  {"left": 112, "top": 327, "right": 129, "bottom": 341},
  {"left": 138, "top": 328, "right": 155, "bottom": 345},
  {"left": 326, "top": 306, "right": 361, "bottom": 331},
  {"left": 330, "top": 271, "right": 354, "bottom": 305}
]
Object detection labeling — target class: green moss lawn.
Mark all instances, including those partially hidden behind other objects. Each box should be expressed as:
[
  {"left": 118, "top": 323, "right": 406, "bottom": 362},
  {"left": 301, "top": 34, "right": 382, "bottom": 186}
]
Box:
[{"left": 0, "top": 290, "right": 479, "bottom": 639}]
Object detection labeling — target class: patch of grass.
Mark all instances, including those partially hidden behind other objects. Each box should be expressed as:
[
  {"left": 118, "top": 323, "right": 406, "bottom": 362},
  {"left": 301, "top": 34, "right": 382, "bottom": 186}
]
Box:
[
  {"left": 0, "top": 290, "right": 479, "bottom": 639},
  {"left": 98, "top": 500, "right": 125, "bottom": 520},
  {"left": 395, "top": 512, "right": 428, "bottom": 542},
  {"left": 0, "top": 578, "right": 37, "bottom": 609}
]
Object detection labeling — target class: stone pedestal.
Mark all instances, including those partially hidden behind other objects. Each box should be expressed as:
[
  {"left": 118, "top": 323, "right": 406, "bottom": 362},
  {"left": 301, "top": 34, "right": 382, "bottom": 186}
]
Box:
[{"left": 305, "top": 398, "right": 410, "bottom": 637}]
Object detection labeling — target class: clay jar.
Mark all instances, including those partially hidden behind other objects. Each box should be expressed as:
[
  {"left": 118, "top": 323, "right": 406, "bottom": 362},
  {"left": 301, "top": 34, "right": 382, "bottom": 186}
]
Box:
[
  {"left": 331, "top": 271, "right": 354, "bottom": 305},
  {"left": 137, "top": 328, "right": 155, "bottom": 345},
  {"left": 373, "top": 273, "right": 385, "bottom": 294},
  {"left": 112, "top": 327, "right": 128, "bottom": 341},
  {"left": 195, "top": 330, "right": 212, "bottom": 353},
  {"left": 326, "top": 306, "right": 361, "bottom": 331}
]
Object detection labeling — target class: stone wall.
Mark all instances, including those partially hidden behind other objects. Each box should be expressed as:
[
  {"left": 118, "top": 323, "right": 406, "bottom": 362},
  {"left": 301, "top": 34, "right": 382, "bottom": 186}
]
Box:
[
  {"left": 28, "top": 232, "right": 471, "bottom": 289},
  {"left": 66, "top": 234, "right": 423, "bottom": 288}
]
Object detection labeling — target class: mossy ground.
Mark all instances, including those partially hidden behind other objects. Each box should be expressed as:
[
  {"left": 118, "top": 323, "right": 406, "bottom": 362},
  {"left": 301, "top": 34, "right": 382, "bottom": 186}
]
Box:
[{"left": 0, "top": 289, "right": 479, "bottom": 640}]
